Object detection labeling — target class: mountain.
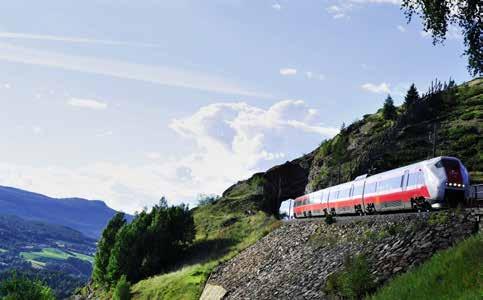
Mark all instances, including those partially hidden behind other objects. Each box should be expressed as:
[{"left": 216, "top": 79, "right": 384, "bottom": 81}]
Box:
[
  {"left": 0, "top": 186, "right": 124, "bottom": 238},
  {"left": 0, "top": 214, "right": 97, "bottom": 299}
]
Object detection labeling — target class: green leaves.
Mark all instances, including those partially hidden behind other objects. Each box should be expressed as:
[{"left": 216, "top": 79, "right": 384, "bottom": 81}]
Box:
[
  {"left": 0, "top": 272, "right": 55, "bottom": 300},
  {"left": 92, "top": 203, "right": 195, "bottom": 288},
  {"left": 401, "top": 0, "right": 482, "bottom": 76}
]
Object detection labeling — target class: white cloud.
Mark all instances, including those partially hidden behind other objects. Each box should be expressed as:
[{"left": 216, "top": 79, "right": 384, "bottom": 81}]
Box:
[
  {"left": 327, "top": 5, "right": 351, "bottom": 19},
  {"left": 96, "top": 130, "right": 113, "bottom": 137},
  {"left": 397, "top": 25, "right": 406, "bottom": 32},
  {"left": 361, "top": 82, "right": 391, "bottom": 94},
  {"left": 350, "top": 0, "right": 400, "bottom": 3},
  {"left": 0, "top": 32, "right": 160, "bottom": 48},
  {"left": 280, "top": 68, "right": 297, "bottom": 76},
  {"left": 306, "top": 71, "right": 325, "bottom": 80},
  {"left": 146, "top": 152, "right": 161, "bottom": 160},
  {"left": 68, "top": 98, "right": 108, "bottom": 110},
  {"left": 0, "top": 43, "right": 271, "bottom": 98},
  {"left": 272, "top": 3, "right": 281, "bottom": 10},
  {"left": 327, "top": 0, "right": 400, "bottom": 19},
  {"left": 0, "top": 100, "right": 338, "bottom": 213},
  {"left": 32, "top": 126, "right": 42, "bottom": 135},
  {"left": 3, "top": 83, "right": 10, "bottom": 89}
]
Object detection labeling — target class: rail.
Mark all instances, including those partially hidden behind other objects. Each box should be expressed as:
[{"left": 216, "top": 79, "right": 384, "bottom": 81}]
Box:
[{"left": 471, "top": 184, "right": 483, "bottom": 199}]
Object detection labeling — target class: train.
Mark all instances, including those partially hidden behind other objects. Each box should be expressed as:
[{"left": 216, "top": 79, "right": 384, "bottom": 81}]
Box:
[{"left": 293, "top": 156, "right": 470, "bottom": 218}]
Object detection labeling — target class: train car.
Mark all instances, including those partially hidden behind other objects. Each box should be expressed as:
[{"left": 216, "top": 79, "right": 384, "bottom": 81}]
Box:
[{"left": 293, "top": 156, "right": 469, "bottom": 218}]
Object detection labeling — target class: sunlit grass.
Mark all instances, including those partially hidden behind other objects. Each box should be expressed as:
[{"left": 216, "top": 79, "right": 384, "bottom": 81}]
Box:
[{"left": 368, "top": 233, "right": 483, "bottom": 300}]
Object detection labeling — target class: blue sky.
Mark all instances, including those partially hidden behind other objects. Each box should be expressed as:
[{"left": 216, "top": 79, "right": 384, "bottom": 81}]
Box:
[{"left": 0, "top": 0, "right": 472, "bottom": 212}]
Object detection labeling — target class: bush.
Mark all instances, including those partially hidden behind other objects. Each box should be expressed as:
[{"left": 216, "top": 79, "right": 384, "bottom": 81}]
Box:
[
  {"left": 0, "top": 272, "right": 55, "bottom": 300},
  {"left": 428, "top": 211, "right": 449, "bottom": 226},
  {"left": 324, "top": 254, "right": 375, "bottom": 299},
  {"left": 112, "top": 275, "right": 131, "bottom": 300},
  {"left": 325, "top": 214, "right": 336, "bottom": 225}
]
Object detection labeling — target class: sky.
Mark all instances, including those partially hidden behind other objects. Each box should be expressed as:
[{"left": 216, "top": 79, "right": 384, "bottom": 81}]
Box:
[{"left": 0, "top": 0, "right": 472, "bottom": 213}]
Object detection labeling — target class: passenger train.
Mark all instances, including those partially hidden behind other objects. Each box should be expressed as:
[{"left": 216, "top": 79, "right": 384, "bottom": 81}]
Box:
[{"left": 293, "top": 156, "right": 470, "bottom": 218}]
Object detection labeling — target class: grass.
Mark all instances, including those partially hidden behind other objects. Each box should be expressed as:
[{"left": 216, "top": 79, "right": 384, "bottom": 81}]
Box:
[
  {"left": 368, "top": 233, "right": 483, "bottom": 300},
  {"left": 324, "top": 254, "right": 375, "bottom": 299},
  {"left": 131, "top": 264, "right": 214, "bottom": 300},
  {"left": 20, "top": 247, "right": 93, "bottom": 265},
  {"left": 130, "top": 208, "right": 280, "bottom": 300}
]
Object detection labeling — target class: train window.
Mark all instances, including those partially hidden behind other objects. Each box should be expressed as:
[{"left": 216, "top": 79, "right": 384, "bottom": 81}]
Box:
[
  {"left": 417, "top": 172, "right": 425, "bottom": 185},
  {"left": 353, "top": 185, "right": 364, "bottom": 196},
  {"left": 435, "top": 161, "right": 443, "bottom": 168},
  {"left": 366, "top": 182, "right": 377, "bottom": 194},
  {"left": 407, "top": 173, "right": 419, "bottom": 186},
  {"left": 329, "top": 190, "right": 338, "bottom": 200},
  {"left": 339, "top": 188, "right": 350, "bottom": 199}
]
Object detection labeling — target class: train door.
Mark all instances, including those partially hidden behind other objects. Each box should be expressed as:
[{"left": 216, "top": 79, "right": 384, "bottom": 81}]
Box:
[
  {"left": 402, "top": 170, "right": 410, "bottom": 208},
  {"left": 361, "top": 181, "right": 367, "bottom": 213}
]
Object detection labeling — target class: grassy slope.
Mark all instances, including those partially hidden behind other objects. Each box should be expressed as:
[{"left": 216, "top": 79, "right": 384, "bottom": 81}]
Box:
[
  {"left": 21, "top": 247, "right": 93, "bottom": 264},
  {"left": 131, "top": 188, "right": 280, "bottom": 300},
  {"left": 369, "top": 233, "right": 483, "bottom": 300}
]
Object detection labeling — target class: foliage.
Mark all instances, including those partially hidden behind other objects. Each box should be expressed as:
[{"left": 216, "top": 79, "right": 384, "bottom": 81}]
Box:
[
  {"left": 369, "top": 233, "right": 483, "bottom": 300},
  {"left": 324, "top": 254, "right": 375, "bottom": 299},
  {"left": 197, "top": 194, "right": 220, "bottom": 206},
  {"left": 0, "top": 272, "right": 56, "bottom": 300},
  {"left": 382, "top": 95, "right": 397, "bottom": 120},
  {"left": 113, "top": 275, "right": 131, "bottom": 300},
  {"left": 428, "top": 211, "right": 450, "bottom": 226},
  {"left": 93, "top": 212, "right": 126, "bottom": 286},
  {"left": 401, "top": 0, "right": 482, "bottom": 76},
  {"left": 324, "top": 213, "right": 336, "bottom": 225},
  {"left": 104, "top": 202, "right": 195, "bottom": 285}
]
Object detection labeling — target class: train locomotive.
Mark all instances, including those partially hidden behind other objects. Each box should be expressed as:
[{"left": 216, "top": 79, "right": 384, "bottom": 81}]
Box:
[{"left": 293, "top": 156, "right": 470, "bottom": 218}]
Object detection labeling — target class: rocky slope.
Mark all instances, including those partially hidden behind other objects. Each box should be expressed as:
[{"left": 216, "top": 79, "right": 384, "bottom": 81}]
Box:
[
  {"left": 219, "top": 78, "right": 482, "bottom": 215},
  {"left": 206, "top": 210, "right": 478, "bottom": 299}
]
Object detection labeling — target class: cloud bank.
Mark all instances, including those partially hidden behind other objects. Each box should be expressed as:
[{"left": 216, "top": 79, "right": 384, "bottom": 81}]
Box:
[{"left": 0, "top": 100, "right": 338, "bottom": 213}]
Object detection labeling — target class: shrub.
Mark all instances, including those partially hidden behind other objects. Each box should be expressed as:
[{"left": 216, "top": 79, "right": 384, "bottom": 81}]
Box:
[
  {"left": 112, "top": 275, "right": 131, "bottom": 300},
  {"left": 325, "top": 214, "right": 336, "bottom": 225},
  {"left": 0, "top": 272, "right": 55, "bottom": 300},
  {"left": 428, "top": 212, "right": 449, "bottom": 226},
  {"left": 323, "top": 254, "right": 375, "bottom": 299}
]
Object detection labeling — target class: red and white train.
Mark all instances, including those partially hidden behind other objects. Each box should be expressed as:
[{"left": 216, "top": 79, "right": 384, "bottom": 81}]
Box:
[{"left": 293, "top": 156, "right": 470, "bottom": 218}]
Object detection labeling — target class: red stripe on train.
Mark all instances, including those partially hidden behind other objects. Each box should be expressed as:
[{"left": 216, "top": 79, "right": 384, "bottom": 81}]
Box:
[{"left": 294, "top": 185, "right": 430, "bottom": 214}]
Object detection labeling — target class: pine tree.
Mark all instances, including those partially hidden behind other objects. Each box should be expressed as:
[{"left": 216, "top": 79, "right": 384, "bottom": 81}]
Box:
[
  {"left": 404, "top": 84, "right": 419, "bottom": 108},
  {"left": 92, "top": 212, "right": 126, "bottom": 286},
  {"left": 382, "top": 95, "right": 397, "bottom": 120}
]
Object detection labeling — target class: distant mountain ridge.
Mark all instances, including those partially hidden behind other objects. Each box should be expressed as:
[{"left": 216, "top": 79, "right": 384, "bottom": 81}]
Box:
[{"left": 0, "top": 186, "right": 126, "bottom": 238}]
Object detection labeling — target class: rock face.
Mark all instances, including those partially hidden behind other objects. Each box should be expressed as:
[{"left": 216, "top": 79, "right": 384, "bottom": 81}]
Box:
[
  {"left": 222, "top": 153, "right": 314, "bottom": 215},
  {"left": 206, "top": 211, "right": 477, "bottom": 299}
]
